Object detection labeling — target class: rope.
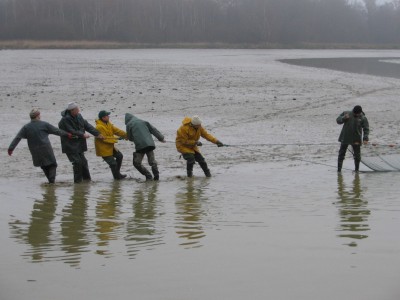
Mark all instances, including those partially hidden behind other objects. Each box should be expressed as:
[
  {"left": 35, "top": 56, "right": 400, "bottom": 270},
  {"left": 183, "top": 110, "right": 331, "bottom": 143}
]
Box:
[{"left": 225, "top": 144, "right": 351, "bottom": 171}]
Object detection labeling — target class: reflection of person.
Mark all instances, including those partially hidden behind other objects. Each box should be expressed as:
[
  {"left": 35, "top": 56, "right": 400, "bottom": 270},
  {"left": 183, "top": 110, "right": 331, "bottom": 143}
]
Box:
[
  {"left": 61, "top": 183, "right": 90, "bottom": 267},
  {"left": 126, "top": 183, "right": 161, "bottom": 258},
  {"left": 58, "top": 102, "right": 104, "bottom": 183},
  {"left": 8, "top": 108, "right": 71, "bottom": 183},
  {"left": 125, "top": 113, "right": 165, "bottom": 181},
  {"left": 336, "top": 173, "right": 370, "bottom": 246},
  {"left": 336, "top": 105, "right": 369, "bottom": 172},
  {"left": 175, "top": 179, "right": 207, "bottom": 248},
  {"left": 95, "top": 110, "right": 128, "bottom": 180},
  {"left": 176, "top": 115, "right": 223, "bottom": 177},
  {"left": 95, "top": 181, "right": 123, "bottom": 255},
  {"left": 8, "top": 185, "right": 57, "bottom": 262}
]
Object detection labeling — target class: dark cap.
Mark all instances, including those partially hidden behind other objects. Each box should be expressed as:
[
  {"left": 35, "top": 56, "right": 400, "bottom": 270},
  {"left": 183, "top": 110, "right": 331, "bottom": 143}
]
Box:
[
  {"left": 98, "top": 110, "right": 111, "bottom": 119},
  {"left": 353, "top": 105, "right": 363, "bottom": 114}
]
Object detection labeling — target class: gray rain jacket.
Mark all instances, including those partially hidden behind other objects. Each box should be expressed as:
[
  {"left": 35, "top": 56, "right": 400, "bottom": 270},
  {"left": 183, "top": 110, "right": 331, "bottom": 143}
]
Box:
[
  {"left": 337, "top": 111, "right": 369, "bottom": 144},
  {"left": 125, "top": 113, "right": 164, "bottom": 153},
  {"left": 58, "top": 110, "right": 100, "bottom": 154},
  {"left": 8, "top": 119, "right": 68, "bottom": 167}
]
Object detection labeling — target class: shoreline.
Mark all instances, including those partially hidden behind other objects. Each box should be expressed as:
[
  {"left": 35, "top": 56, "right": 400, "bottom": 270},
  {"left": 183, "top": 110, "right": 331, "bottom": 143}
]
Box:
[{"left": 1, "top": 40, "right": 400, "bottom": 50}]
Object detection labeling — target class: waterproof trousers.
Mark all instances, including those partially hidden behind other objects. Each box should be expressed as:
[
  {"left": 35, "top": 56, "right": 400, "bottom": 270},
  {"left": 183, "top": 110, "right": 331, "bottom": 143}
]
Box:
[
  {"left": 338, "top": 143, "right": 361, "bottom": 172},
  {"left": 66, "top": 152, "right": 91, "bottom": 183},
  {"left": 103, "top": 149, "right": 125, "bottom": 180},
  {"left": 41, "top": 163, "right": 57, "bottom": 183},
  {"left": 133, "top": 150, "right": 159, "bottom": 180},
  {"left": 182, "top": 152, "right": 211, "bottom": 177}
]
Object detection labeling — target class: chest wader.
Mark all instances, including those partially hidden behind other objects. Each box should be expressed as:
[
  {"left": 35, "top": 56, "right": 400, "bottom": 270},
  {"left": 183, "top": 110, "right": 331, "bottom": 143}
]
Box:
[{"left": 338, "top": 144, "right": 361, "bottom": 172}]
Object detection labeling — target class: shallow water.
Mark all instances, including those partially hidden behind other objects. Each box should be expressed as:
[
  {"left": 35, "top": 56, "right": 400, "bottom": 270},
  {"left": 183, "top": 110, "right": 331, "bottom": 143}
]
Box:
[
  {"left": 280, "top": 57, "right": 400, "bottom": 79},
  {"left": 1, "top": 49, "right": 400, "bottom": 300},
  {"left": 2, "top": 165, "right": 400, "bottom": 300}
]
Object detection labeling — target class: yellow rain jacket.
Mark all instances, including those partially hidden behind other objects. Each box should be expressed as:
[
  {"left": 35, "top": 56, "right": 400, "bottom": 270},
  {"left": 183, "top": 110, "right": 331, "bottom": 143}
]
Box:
[
  {"left": 95, "top": 119, "right": 127, "bottom": 157},
  {"left": 176, "top": 117, "right": 218, "bottom": 154}
]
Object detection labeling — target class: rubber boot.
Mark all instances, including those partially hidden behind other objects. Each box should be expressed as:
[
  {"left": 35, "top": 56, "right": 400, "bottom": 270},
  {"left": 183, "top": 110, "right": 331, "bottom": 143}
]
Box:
[
  {"left": 187, "top": 163, "right": 194, "bottom": 177},
  {"left": 116, "top": 155, "right": 126, "bottom": 179},
  {"left": 338, "top": 160, "right": 343, "bottom": 173},
  {"left": 42, "top": 167, "right": 50, "bottom": 182},
  {"left": 73, "top": 163, "right": 83, "bottom": 183},
  {"left": 111, "top": 164, "right": 123, "bottom": 180},
  {"left": 47, "top": 165, "right": 57, "bottom": 183},
  {"left": 199, "top": 162, "right": 211, "bottom": 177},
  {"left": 355, "top": 160, "right": 360, "bottom": 172},
  {"left": 134, "top": 165, "right": 153, "bottom": 180},
  {"left": 152, "top": 165, "right": 159, "bottom": 181}
]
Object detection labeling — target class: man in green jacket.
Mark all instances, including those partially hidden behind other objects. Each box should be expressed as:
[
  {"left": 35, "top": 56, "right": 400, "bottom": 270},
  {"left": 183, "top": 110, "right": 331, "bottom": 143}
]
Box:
[
  {"left": 125, "top": 113, "right": 165, "bottom": 181},
  {"left": 59, "top": 102, "right": 104, "bottom": 183},
  {"left": 336, "top": 105, "right": 369, "bottom": 172}
]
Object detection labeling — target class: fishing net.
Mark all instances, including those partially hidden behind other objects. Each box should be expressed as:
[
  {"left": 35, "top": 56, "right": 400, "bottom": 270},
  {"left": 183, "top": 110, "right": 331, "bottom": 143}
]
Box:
[{"left": 361, "top": 144, "right": 400, "bottom": 171}]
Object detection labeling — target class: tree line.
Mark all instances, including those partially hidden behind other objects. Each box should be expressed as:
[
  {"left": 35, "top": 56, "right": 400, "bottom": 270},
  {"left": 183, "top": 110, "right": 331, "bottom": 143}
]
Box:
[{"left": 0, "top": 0, "right": 399, "bottom": 45}]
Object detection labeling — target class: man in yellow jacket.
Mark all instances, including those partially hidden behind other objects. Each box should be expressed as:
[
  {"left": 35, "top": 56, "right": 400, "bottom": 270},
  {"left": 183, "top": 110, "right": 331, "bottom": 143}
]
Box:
[
  {"left": 176, "top": 116, "right": 223, "bottom": 177},
  {"left": 95, "top": 110, "right": 128, "bottom": 180}
]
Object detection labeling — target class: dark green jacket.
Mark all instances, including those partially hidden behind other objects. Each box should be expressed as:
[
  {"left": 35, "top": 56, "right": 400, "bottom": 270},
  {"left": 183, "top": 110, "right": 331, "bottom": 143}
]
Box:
[
  {"left": 58, "top": 110, "right": 100, "bottom": 154},
  {"left": 125, "top": 113, "right": 164, "bottom": 153},
  {"left": 337, "top": 111, "right": 369, "bottom": 144},
  {"left": 9, "top": 119, "right": 68, "bottom": 167}
]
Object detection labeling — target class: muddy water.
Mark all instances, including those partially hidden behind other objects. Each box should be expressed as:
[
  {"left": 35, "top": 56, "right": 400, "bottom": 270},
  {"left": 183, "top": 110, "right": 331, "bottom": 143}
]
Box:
[
  {"left": 1, "top": 49, "right": 400, "bottom": 300},
  {"left": 280, "top": 57, "right": 400, "bottom": 79},
  {"left": 2, "top": 164, "right": 400, "bottom": 300}
]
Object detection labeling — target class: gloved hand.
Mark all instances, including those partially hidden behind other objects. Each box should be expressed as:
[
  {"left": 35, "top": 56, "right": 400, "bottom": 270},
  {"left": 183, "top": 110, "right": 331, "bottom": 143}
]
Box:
[
  {"left": 7, "top": 149, "right": 13, "bottom": 156},
  {"left": 216, "top": 141, "right": 224, "bottom": 147},
  {"left": 67, "top": 133, "right": 73, "bottom": 139},
  {"left": 197, "top": 141, "right": 202, "bottom": 146}
]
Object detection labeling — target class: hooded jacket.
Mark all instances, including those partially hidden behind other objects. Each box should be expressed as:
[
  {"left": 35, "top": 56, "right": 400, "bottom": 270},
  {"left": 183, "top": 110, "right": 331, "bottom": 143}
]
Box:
[
  {"left": 58, "top": 109, "right": 100, "bottom": 154},
  {"left": 175, "top": 117, "right": 218, "bottom": 154},
  {"left": 8, "top": 119, "right": 68, "bottom": 167},
  {"left": 337, "top": 111, "right": 369, "bottom": 145},
  {"left": 94, "top": 119, "right": 127, "bottom": 157},
  {"left": 125, "top": 113, "right": 164, "bottom": 153}
]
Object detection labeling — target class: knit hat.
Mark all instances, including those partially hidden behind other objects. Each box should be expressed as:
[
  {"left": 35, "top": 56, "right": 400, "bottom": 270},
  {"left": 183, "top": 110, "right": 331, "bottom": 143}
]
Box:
[
  {"left": 29, "top": 108, "right": 40, "bottom": 119},
  {"left": 67, "top": 102, "right": 78, "bottom": 110},
  {"left": 353, "top": 105, "right": 363, "bottom": 114},
  {"left": 191, "top": 115, "right": 202, "bottom": 126},
  {"left": 98, "top": 110, "right": 111, "bottom": 119}
]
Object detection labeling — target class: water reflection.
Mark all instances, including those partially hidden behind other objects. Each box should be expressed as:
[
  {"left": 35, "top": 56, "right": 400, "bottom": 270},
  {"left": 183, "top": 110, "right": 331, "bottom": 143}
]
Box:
[
  {"left": 125, "top": 183, "right": 164, "bottom": 259},
  {"left": 175, "top": 179, "right": 208, "bottom": 249},
  {"left": 9, "top": 185, "right": 58, "bottom": 262},
  {"left": 335, "top": 173, "right": 370, "bottom": 247},
  {"left": 60, "top": 183, "right": 91, "bottom": 267},
  {"left": 95, "top": 182, "right": 123, "bottom": 257}
]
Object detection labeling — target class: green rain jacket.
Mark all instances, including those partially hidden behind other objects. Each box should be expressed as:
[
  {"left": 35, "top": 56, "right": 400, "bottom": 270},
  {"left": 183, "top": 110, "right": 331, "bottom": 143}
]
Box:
[
  {"left": 8, "top": 119, "right": 68, "bottom": 167},
  {"left": 337, "top": 111, "right": 369, "bottom": 145},
  {"left": 125, "top": 113, "right": 164, "bottom": 153},
  {"left": 58, "top": 109, "right": 100, "bottom": 154}
]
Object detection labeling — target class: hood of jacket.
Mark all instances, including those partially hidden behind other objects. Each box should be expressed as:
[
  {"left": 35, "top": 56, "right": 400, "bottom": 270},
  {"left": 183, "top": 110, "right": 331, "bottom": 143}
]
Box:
[
  {"left": 61, "top": 109, "right": 69, "bottom": 117},
  {"left": 182, "top": 116, "right": 192, "bottom": 125},
  {"left": 125, "top": 113, "right": 139, "bottom": 125}
]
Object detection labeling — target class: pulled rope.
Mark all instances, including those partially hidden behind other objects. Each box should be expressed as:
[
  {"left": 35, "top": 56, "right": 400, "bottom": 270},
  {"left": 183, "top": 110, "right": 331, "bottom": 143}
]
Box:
[{"left": 226, "top": 144, "right": 351, "bottom": 171}]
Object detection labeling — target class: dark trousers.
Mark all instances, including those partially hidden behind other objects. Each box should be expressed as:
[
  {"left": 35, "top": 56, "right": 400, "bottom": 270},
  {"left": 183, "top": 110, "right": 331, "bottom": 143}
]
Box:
[
  {"left": 133, "top": 150, "right": 158, "bottom": 179},
  {"left": 182, "top": 152, "right": 206, "bottom": 165},
  {"left": 66, "top": 152, "right": 91, "bottom": 183},
  {"left": 103, "top": 150, "right": 123, "bottom": 179},
  {"left": 338, "top": 143, "right": 361, "bottom": 171},
  {"left": 182, "top": 152, "right": 211, "bottom": 177},
  {"left": 41, "top": 163, "right": 57, "bottom": 183}
]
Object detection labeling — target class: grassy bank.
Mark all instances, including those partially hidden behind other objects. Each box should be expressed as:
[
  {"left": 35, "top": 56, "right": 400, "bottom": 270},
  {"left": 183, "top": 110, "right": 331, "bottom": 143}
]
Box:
[{"left": 0, "top": 40, "right": 399, "bottom": 50}]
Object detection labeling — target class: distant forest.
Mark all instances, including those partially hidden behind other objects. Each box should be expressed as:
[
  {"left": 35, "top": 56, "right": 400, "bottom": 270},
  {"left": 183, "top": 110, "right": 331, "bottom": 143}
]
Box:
[{"left": 0, "top": 0, "right": 399, "bottom": 45}]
